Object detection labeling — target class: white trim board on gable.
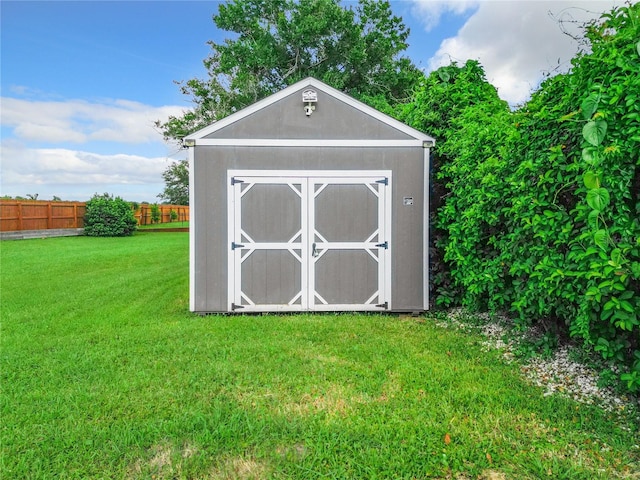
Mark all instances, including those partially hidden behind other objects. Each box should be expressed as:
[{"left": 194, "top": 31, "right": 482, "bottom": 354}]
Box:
[
  {"left": 190, "top": 139, "right": 425, "bottom": 147},
  {"left": 184, "top": 77, "right": 435, "bottom": 145}
]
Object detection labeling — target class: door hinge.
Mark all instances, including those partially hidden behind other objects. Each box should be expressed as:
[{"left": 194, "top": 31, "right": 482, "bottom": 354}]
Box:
[
  {"left": 376, "top": 241, "right": 388, "bottom": 249},
  {"left": 231, "top": 177, "right": 245, "bottom": 185},
  {"left": 376, "top": 301, "right": 389, "bottom": 309},
  {"left": 231, "top": 303, "right": 244, "bottom": 310},
  {"left": 231, "top": 242, "right": 245, "bottom": 250},
  {"left": 376, "top": 177, "right": 388, "bottom": 185}
]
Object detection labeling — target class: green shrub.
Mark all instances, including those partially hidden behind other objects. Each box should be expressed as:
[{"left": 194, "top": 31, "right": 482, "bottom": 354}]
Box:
[
  {"left": 84, "top": 193, "right": 137, "bottom": 237},
  {"left": 150, "top": 203, "right": 161, "bottom": 224}
]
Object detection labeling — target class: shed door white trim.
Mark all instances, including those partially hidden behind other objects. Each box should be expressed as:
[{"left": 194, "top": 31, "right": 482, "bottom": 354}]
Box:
[{"left": 228, "top": 170, "right": 392, "bottom": 312}]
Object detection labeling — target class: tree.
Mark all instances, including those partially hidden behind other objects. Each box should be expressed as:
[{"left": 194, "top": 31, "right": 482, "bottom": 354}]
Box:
[
  {"left": 158, "top": 160, "right": 189, "bottom": 205},
  {"left": 157, "top": 0, "right": 421, "bottom": 143}
]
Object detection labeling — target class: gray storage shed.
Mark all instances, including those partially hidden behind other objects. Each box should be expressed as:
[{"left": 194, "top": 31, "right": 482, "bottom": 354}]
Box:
[{"left": 185, "top": 77, "right": 434, "bottom": 314}]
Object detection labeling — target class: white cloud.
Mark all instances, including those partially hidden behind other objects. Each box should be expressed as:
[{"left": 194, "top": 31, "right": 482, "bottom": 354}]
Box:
[
  {"left": 1, "top": 96, "right": 185, "bottom": 144},
  {"left": 414, "top": 0, "right": 623, "bottom": 105},
  {"left": 0, "top": 93, "right": 188, "bottom": 201},
  {"left": 410, "top": 0, "right": 480, "bottom": 31},
  {"left": 0, "top": 140, "right": 173, "bottom": 202}
]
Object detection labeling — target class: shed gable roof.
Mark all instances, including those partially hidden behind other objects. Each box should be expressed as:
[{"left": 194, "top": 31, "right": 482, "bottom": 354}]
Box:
[{"left": 185, "top": 77, "right": 434, "bottom": 146}]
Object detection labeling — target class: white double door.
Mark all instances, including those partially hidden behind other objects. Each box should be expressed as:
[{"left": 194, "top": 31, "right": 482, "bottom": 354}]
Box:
[{"left": 228, "top": 170, "right": 392, "bottom": 312}]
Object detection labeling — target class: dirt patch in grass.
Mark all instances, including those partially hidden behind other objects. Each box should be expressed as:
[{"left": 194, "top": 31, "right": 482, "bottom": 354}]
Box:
[
  {"left": 233, "top": 370, "right": 404, "bottom": 420},
  {"left": 127, "top": 443, "right": 172, "bottom": 478},
  {"left": 479, "top": 471, "right": 507, "bottom": 480},
  {"left": 307, "top": 352, "right": 351, "bottom": 366},
  {"left": 435, "top": 470, "right": 508, "bottom": 480},
  {"left": 209, "top": 455, "right": 271, "bottom": 480},
  {"left": 149, "top": 443, "right": 173, "bottom": 471},
  {"left": 278, "top": 383, "right": 377, "bottom": 418},
  {"left": 231, "top": 382, "right": 366, "bottom": 418},
  {"left": 127, "top": 442, "right": 197, "bottom": 479},
  {"left": 283, "top": 384, "right": 357, "bottom": 417},
  {"left": 375, "top": 370, "right": 402, "bottom": 402},
  {"left": 128, "top": 444, "right": 270, "bottom": 480},
  {"left": 275, "top": 443, "right": 308, "bottom": 461}
]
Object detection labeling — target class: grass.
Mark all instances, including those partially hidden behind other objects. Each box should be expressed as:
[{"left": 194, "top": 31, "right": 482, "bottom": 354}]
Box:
[
  {"left": 137, "top": 221, "right": 189, "bottom": 229},
  {"left": 1, "top": 233, "right": 639, "bottom": 479}
]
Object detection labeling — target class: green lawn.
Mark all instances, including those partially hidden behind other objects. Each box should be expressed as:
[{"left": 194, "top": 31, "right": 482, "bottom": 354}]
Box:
[
  {"left": 137, "top": 221, "right": 189, "bottom": 229},
  {"left": 1, "top": 233, "right": 638, "bottom": 479}
]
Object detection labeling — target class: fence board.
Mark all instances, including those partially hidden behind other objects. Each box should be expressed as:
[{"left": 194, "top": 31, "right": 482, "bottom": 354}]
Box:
[{"left": 0, "top": 200, "right": 189, "bottom": 232}]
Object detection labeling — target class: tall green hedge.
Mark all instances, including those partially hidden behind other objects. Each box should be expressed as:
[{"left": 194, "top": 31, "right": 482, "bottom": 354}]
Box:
[
  {"left": 408, "top": 5, "right": 639, "bottom": 391},
  {"left": 400, "top": 59, "right": 508, "bottom": 306}
]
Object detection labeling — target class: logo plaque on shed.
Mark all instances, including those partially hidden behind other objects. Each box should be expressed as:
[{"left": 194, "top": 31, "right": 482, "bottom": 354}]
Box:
[
  {"left": 302, "top": 89, "right": 318, "bottom": 102},
  {"left": 302, "top": 89, "right": 317, "bottom": 116}
]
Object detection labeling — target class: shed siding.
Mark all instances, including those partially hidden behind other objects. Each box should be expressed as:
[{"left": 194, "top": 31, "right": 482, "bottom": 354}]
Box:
[
  {"left": 193, "top": 146, "right": 424, "bottom": 313},
  {"left": 203, "top": 88, "right": 414, "bottom": 141}
]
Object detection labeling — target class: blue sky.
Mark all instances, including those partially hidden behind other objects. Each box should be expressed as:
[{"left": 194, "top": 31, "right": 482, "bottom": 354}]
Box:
[{"left": 1, "top": 0, "right": 621, "bottom": 202}]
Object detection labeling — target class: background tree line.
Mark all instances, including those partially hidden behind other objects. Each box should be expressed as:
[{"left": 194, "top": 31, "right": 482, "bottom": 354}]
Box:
[{"left": 158, "top": 0, "right": 639, "bottom": 392}]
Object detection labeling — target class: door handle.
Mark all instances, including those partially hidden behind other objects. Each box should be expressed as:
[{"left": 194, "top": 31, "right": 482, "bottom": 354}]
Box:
[{"left": 312, "top": 242, "right": 319, "bottom": 257}]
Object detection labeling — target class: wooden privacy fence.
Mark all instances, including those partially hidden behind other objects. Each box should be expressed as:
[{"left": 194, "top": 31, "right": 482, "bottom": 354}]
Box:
[
  {"left": 135, "top": 204, "right": 190, "bottom": 226},
  {"left": 0, "top": 200, "right": 189, "bottom": 232},
  {"left": 0, "top": 200, "right": 86, "bottom": 231}
]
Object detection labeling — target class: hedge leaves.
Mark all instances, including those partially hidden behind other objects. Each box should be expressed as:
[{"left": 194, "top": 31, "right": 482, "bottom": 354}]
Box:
[
  {"left": 586, "top": 188, "right": 611, "bottom": 212},
  {"left": 582, "top": 119, "right": 608, "bottom": 146},
  {"left": 410, "top": 4, "right": 639, "bottom": 392}
]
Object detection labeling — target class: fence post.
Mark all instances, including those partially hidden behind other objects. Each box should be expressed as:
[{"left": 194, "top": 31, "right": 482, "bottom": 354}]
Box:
[{"left": 17, "top": 202, "right": 23, "bottom": 231}]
